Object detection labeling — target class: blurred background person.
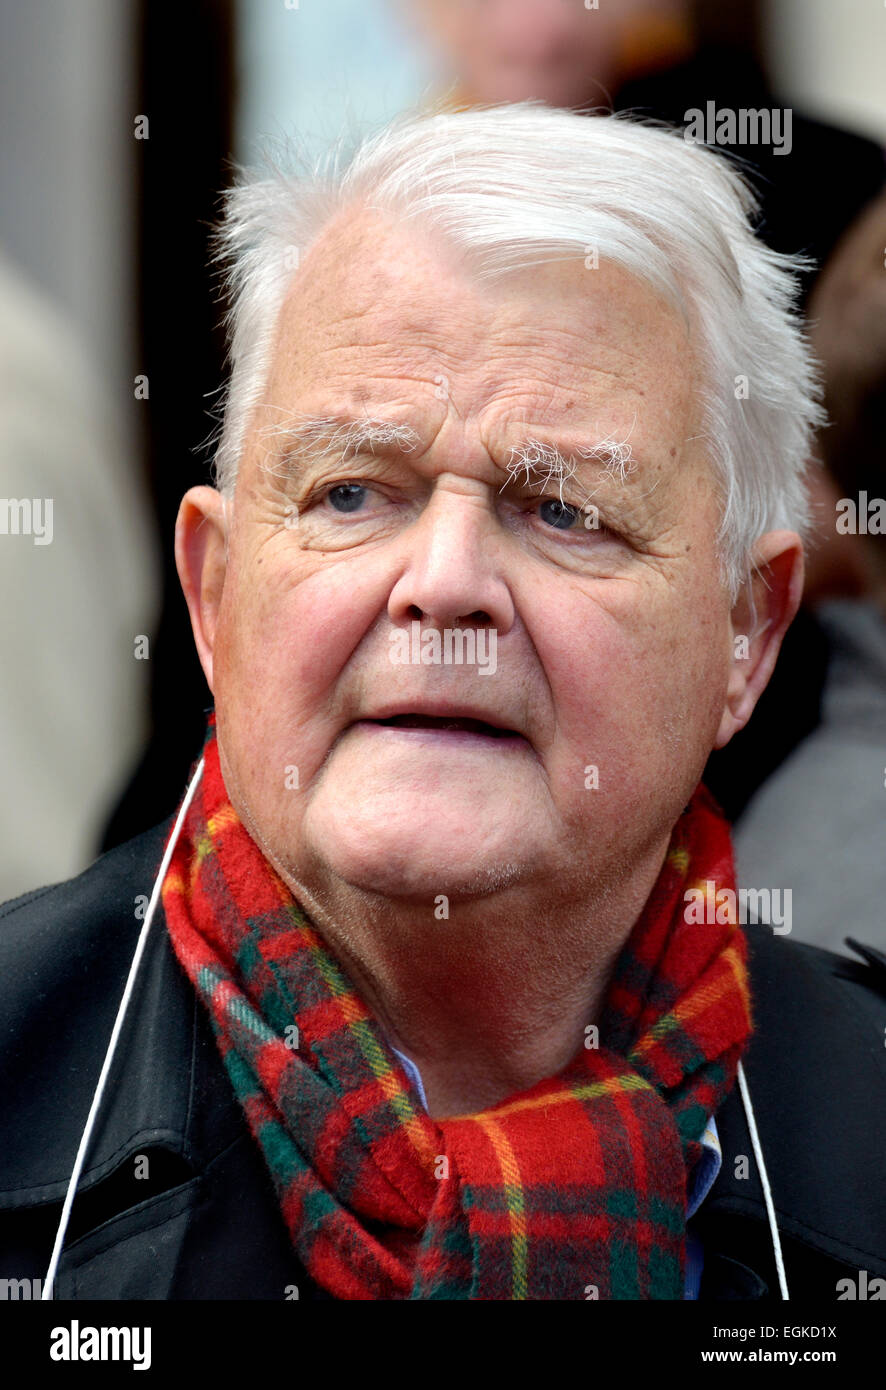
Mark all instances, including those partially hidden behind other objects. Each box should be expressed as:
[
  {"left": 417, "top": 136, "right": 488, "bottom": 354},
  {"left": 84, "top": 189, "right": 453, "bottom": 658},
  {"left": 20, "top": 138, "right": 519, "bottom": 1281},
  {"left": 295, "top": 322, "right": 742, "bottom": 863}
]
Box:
[
  {"left": 735, "top": 191, "right": 886, "bottom": 949},
  {"left": 406, "top": 0, "right": 695, "bottom": 110}
]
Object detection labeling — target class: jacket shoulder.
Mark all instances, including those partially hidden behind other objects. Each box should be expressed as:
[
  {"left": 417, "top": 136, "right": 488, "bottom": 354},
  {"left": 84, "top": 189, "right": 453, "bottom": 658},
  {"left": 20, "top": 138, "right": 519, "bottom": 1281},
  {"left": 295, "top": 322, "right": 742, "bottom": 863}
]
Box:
[
  {"left": 0, "top": 817, "right": 309, "bottom": 1299},
  {"left": 0, "top": 818, "right": 174, "bottom": 941},
  {"left": 0, "top": 818, "right": 178, "bottom": 1202},
  {"left": 0, "top": 818, "right": 176, "bottom": 1067},
  {"left": 743, "top": 920, "right": 886, "bottom": 1029},
  {"left": 700, "top": 923, "right": 886, "bottom": 1296}
]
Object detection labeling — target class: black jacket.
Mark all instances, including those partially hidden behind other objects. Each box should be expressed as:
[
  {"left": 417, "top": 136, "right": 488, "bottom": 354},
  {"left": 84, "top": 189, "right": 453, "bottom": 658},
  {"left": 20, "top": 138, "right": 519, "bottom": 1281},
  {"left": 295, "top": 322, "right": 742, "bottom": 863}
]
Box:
[{"left": 1, "top": 818, "right": 885, "bottom": 1301}]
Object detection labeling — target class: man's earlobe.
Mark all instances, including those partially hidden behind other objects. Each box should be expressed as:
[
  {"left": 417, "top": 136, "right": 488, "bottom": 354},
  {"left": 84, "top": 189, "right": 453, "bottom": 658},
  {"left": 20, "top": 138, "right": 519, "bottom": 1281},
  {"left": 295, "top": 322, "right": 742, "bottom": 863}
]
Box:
[
  {"left": 174, "top": 486, "right": 230, "bottom": 693},
  {"left": 713, "top": 530, "right": 804, "bottom": 750}
]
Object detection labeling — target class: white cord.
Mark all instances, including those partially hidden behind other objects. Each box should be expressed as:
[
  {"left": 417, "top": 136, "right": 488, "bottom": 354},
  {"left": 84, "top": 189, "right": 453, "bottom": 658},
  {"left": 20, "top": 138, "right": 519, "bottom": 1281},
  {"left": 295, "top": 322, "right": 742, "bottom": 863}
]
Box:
[
  {"left": 736, "top": 1058, "right": 790, "bottom": 1300},
  {"left": 41, "top": 758, "right": 205, "bottom": 1300}
]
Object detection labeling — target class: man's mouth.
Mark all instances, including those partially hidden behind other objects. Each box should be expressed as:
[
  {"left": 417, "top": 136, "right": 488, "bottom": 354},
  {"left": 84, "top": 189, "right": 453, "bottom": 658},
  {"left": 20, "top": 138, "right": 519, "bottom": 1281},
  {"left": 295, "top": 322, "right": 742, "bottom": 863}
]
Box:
[{"left": 358, "top": 714, "right": 524, "bottom": 741}]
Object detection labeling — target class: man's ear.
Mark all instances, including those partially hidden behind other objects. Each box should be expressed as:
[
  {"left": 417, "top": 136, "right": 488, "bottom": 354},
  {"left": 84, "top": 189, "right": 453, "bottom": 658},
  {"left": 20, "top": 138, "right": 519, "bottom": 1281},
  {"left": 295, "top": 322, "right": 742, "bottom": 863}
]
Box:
[
  {"left": 174, "top": 486, "right": 230, "bottom": 694},
  {"left": 713, "top": 530, "right": 804, "bottom": 751}
]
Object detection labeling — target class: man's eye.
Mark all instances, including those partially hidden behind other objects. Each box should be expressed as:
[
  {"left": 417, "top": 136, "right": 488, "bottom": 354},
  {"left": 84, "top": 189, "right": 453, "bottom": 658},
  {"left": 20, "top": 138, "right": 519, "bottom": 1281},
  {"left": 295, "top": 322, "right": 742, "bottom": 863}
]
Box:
[
  {"left": 538, "top": 498, "right": 581, "bottom": 530},
  {"left": 325, "top": 483, "right": 370, "bottom": 513}
]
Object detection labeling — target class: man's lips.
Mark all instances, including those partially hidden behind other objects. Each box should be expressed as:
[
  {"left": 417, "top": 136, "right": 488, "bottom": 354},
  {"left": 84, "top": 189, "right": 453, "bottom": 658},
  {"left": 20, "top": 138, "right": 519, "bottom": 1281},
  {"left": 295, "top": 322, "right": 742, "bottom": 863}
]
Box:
[
  {"left": 356, "top": 713, "right": 523, "bottom": 740},
  {"left": 349, "top": 704, "right": 529, "bottom": 746}
]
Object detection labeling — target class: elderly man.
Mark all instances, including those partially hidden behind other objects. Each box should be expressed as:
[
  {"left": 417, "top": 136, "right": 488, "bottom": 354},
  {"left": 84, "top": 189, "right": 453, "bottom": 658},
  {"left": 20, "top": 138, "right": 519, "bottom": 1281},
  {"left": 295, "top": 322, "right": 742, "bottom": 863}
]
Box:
[{"left": 1, "top": 105, "right": 884, "bottom": 1305}]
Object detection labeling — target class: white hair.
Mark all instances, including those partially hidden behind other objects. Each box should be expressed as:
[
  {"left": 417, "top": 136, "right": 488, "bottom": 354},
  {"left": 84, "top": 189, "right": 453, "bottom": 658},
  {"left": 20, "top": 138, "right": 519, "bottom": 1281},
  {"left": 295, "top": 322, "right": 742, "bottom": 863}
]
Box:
[{"left": 209, "top": 101, "right": 824, "bottom": 601}]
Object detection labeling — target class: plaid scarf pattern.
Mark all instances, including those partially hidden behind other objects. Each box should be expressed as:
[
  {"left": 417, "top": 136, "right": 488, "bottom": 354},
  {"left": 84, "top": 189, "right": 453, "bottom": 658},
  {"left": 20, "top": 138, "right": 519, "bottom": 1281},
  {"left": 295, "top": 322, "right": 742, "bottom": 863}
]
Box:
[{"left": 161, "top": 719, "right": 751, "bottom": 1300}]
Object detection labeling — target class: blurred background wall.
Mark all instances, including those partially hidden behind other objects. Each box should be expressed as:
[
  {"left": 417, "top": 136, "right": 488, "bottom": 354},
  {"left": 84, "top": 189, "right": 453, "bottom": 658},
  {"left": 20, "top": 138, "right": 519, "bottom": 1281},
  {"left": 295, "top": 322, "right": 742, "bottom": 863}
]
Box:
[
  {"left": 0, "top": 0, "right": 136, "bottom": 386},
  {"left": 765, "top": 0, "right": 886, "bottom": 144},
  {"left": 0, "top": 0, "right": 158, "bottom": 898}
]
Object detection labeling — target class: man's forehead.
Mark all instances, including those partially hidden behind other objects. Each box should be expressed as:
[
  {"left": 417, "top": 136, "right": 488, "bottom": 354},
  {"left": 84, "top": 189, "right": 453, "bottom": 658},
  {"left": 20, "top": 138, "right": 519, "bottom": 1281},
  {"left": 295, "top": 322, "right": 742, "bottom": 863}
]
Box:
[
  {"left": 259, "top": 207, "right": 698, "bottom": 479},
  {"left": 279, "top": 203, "right": 688, "bottom": 364},
  {"left": 267, "top": 301, "right": 693, "bottom": 434}
]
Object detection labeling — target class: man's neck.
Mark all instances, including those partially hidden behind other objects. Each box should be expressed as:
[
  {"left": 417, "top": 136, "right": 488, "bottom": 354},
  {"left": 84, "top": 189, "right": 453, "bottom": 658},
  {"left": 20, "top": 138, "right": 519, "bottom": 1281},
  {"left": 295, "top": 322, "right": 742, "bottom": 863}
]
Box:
[{"left": 286, "top": 833, "right": 672, "bottom": 1117}]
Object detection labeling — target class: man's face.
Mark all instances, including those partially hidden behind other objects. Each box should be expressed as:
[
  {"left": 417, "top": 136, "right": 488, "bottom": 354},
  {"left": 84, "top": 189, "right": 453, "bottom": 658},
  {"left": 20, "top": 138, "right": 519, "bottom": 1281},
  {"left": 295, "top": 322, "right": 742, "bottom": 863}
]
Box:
[{"left": 200, "top": 206, "right": 736, "bottom": 907}]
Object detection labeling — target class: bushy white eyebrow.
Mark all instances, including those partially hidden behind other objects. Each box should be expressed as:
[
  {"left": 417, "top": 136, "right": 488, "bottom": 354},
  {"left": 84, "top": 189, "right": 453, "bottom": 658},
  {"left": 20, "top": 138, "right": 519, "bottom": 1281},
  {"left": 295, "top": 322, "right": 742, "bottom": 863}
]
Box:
[
  {"left": 579, "top": 431, "right": 637, "bottom": 483},
  {"left": 257, "top": 412, "right": 422, "bottom": 480},
  {"left": 255, "top": 410, "right": 636, "bottom": 496},
  {"left": 503, "top": 427, "right": 637, "bottom": 502},
  {"left": 503, "top": 439, "right": 576, "bottom": 493}
]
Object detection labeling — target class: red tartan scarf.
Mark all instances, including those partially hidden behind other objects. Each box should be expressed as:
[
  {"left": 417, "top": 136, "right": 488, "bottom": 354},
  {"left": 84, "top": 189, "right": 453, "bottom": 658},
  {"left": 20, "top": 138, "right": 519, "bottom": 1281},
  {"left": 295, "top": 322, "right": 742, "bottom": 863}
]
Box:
[{"left": 161, "top": 719, "right": 752, "bottom": 1300}]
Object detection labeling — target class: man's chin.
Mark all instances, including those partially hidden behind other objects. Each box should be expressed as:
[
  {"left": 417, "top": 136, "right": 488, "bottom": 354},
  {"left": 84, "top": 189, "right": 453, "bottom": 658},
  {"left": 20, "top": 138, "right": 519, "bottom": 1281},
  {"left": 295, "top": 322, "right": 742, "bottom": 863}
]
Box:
[
  {"left": 333, "top": 856, "right": 528, "bottom": 903},
  {"left": 301, "top": 817, "right": 530, "bottom": 902}
]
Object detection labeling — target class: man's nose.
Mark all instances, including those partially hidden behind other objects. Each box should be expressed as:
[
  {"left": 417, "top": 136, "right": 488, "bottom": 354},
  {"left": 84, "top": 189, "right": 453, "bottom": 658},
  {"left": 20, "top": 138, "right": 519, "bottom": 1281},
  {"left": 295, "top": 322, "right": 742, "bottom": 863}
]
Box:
[{"left": 386, "top": 487, "right": 516, "bottom": 633}]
